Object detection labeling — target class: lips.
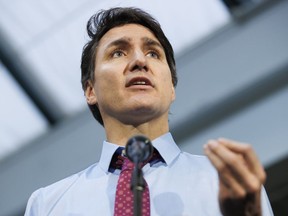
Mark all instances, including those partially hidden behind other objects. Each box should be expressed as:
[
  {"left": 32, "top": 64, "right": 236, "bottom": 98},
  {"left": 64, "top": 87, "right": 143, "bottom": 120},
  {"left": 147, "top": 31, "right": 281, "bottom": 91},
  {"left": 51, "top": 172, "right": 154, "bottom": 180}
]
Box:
[{"left": 126, "top": 77, "right": 153, "bottom": 87}]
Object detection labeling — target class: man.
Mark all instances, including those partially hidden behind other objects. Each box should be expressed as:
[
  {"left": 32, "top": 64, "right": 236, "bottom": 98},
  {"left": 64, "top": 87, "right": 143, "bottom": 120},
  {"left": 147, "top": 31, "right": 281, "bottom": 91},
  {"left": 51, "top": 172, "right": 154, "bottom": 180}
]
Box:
[{"left": 25, "top": 7, "right": 273, "bottom": 215}]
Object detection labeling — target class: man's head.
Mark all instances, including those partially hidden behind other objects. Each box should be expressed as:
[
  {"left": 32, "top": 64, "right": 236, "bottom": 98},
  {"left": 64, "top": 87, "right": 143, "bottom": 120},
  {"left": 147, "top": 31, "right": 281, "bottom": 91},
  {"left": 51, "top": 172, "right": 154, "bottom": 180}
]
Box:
[{"left": 81, "top": 7, "right": 177, "bottom": 126}]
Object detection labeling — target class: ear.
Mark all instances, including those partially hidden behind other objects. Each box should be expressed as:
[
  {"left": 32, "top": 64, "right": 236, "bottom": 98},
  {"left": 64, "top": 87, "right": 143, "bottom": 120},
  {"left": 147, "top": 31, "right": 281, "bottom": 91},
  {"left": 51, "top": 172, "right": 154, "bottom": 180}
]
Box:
[
  {"left": 171, "top": 86, "right": 176, "bottom": 102},
  {"left": 85, "top": 80, "right": 97, "bottom": 105}
]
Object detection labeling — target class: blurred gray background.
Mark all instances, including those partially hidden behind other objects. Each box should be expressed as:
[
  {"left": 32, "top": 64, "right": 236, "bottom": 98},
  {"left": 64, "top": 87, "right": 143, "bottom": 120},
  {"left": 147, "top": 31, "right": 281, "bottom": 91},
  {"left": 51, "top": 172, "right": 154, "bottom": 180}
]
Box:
[{"left": 0, "top": 0, "right": 287, "bottom": 215}]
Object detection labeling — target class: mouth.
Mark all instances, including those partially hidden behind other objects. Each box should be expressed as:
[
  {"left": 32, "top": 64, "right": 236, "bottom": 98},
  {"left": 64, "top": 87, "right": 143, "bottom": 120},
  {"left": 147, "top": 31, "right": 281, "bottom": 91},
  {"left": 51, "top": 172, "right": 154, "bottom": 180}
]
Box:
[{"left": 126, "top": 77, "right": 154, "bottom": 88}]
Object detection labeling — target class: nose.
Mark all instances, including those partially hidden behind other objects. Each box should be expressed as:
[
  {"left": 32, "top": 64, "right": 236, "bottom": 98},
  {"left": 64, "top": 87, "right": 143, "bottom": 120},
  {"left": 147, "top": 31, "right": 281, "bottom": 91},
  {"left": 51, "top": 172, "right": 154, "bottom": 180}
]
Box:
[{"left": 129, "top": 49, "right": 148, "bottom": 72}]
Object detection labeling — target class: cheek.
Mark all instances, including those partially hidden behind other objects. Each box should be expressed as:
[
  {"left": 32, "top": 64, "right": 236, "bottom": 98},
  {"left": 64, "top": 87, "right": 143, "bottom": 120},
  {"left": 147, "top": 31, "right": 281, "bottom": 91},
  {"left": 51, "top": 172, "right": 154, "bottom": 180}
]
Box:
[
  {"left": 95, "top": 64, "right": 123, "bottom": 86},
  {"left": 94, "top": 72, "right": 124, "bottom": 102},
  {"left": 160, "top": 69, "right": 175, "bottom": 100},
  {"left": 160, "top": 67, "right": 174, "bottom": 87}
]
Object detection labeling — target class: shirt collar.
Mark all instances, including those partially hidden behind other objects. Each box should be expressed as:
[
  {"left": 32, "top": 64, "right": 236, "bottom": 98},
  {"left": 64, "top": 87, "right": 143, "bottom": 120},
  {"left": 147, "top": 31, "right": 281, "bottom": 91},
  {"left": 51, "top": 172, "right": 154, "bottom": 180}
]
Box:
[
  {"left": 151, "top": 132, "right": 181, "bottom": 166},
  {"left": 98, "top": 141, "right": 120, "bottom": 173},
  {"left": 98, "top": 132, "right": 181, "bottom": 173}
]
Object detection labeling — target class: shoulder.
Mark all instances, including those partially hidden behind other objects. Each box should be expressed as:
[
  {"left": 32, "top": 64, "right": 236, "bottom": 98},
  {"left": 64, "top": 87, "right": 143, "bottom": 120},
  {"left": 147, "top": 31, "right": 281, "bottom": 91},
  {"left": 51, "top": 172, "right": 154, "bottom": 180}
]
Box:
[
  {"left": 43, "top": 162, "right": 99, "bottom": 194},
  {"left": 24, "top": 163, "right": 99, "bottom": 215}
]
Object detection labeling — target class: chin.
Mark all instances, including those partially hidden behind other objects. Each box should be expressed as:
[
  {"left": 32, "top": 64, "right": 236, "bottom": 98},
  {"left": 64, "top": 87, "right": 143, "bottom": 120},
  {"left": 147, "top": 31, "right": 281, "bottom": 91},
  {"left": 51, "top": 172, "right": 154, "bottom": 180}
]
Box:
[{"left": 131, "top": 106, "right": 155, "bottom": 115}]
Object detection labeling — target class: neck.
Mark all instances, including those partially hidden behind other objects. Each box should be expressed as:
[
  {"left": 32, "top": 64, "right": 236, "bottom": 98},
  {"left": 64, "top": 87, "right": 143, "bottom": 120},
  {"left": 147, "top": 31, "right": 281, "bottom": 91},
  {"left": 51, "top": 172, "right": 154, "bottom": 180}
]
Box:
[{"left": 103, "top": 115, "right": 169, "bottom": 146}]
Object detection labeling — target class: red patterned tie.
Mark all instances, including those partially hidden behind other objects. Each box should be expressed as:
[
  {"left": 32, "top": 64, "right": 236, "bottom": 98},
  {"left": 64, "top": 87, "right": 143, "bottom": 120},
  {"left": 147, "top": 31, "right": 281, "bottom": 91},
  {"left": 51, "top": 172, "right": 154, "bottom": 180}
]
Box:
[{"left": 114, "top": 157, "right": 150, "bottom": 216}]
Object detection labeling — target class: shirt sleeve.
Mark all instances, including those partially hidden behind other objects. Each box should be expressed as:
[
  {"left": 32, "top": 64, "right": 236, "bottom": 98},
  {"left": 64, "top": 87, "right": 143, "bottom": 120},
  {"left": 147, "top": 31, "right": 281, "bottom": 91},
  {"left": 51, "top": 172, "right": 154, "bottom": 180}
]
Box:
[{"left": 261, "top": 186, "right": 274, "bottom": 216}]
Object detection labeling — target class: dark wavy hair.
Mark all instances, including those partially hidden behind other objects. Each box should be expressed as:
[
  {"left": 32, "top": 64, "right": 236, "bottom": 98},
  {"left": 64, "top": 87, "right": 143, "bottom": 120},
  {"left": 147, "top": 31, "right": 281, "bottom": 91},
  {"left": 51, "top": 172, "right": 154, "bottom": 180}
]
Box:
[{"left": 81, "top": 7, "right": 177, "bottom": 126}]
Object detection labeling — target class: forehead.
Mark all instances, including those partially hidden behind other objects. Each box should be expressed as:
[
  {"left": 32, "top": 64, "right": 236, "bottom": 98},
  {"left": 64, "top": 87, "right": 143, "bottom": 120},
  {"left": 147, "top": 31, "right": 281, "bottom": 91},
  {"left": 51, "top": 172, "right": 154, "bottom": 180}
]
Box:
[{"left": 98, "top": 24, "right": 160, "bottom": 48}]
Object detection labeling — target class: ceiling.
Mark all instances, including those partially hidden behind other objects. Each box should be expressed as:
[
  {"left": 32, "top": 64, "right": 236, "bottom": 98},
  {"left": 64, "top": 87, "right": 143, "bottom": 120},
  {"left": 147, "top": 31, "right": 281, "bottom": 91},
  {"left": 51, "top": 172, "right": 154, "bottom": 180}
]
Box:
[
  {"left": 1, "top": 0, "right": 288, "bottom": 215},
  {"left": 0, "top": 0, "right": 230, "bottom": 161}
]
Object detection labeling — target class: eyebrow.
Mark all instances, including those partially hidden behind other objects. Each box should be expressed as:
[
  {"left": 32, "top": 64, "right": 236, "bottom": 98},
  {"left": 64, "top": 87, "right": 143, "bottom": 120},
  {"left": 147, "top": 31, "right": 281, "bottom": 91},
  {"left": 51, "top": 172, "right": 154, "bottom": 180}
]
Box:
[
  {"left": 141, "top": 37, "right": 163, "bottom": 50},
  {"left": 105, "top": 37, "right": 132, "bottom": 50},
  {"left": 105, "top": 36, "right": 163, "bottom": 51}
]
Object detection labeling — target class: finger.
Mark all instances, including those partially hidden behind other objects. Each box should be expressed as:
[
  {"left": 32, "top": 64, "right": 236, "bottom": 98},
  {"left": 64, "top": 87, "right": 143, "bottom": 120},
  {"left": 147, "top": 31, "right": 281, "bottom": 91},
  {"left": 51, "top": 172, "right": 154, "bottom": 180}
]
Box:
[
  {"left": 219, "top": 173, "right": 247, "bottom": 199},
  {"left": 204, "top": 145, "right": 246, "bottom": 198},
  {"left": 205, "top": 140, "right": 262, "bottom": 193},
  {"left": 218, "top": 138, "right": 266, "bottom": 183}
]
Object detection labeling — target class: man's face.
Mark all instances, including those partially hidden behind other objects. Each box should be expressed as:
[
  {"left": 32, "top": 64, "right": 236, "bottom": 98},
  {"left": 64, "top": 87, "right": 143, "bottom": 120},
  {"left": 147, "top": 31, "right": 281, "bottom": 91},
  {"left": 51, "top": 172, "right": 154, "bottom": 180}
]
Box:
[{"left": 86, "top": 24, "right": 175, "bottom": 125}]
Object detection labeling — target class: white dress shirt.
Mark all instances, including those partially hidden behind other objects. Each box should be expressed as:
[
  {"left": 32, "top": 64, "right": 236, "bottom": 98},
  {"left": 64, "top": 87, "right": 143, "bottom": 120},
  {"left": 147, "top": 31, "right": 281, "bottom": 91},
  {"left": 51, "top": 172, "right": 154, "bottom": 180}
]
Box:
[{"left": 24, "top": 133, "right": 274, "bottom": 216}]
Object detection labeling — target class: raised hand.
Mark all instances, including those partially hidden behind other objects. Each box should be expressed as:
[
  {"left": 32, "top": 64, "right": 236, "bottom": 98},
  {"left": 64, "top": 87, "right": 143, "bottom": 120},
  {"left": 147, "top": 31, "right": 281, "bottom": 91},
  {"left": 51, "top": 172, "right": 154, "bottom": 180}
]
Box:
[{"left": 204, "top": 138, "right": 266, "bottom": 216}]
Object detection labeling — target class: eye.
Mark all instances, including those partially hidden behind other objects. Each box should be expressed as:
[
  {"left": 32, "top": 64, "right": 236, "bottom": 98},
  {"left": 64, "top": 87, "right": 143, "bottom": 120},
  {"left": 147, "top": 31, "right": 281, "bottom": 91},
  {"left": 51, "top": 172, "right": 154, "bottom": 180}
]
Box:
[
  {"left": 147, "top": 50, "right": 159, "bottom": 59},
  {"left": 111, "top": 50, "right": 125, "bottom": 58}
]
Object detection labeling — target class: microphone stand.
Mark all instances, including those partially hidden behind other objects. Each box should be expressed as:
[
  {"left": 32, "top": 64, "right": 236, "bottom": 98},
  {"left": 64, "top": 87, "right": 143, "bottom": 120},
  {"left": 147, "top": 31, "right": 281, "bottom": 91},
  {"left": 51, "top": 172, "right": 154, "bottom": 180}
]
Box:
[
  {"left": 126, "top": 135, "right": 153, "bottom": 216},
  {"left": 131, "top": 161, "right": 145, "bottom": 216}
]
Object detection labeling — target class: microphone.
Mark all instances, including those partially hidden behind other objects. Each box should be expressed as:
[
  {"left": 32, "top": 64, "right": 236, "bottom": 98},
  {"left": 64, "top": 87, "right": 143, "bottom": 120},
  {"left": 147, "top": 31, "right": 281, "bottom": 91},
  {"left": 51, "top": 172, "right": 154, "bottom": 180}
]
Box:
[{"left": 125, "top": 135, "right": 153, "bottom": 164}]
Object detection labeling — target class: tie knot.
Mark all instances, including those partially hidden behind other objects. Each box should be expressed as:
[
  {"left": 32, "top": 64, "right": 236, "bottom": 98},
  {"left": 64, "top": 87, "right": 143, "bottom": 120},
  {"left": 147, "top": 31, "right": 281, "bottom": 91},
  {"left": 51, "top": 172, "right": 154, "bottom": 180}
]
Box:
[
  {"left": 109, "top": 147, "right": 165, "bottom": 173},
  {"left": 121, "top": 157, "right": 135, "bottom": 171}
]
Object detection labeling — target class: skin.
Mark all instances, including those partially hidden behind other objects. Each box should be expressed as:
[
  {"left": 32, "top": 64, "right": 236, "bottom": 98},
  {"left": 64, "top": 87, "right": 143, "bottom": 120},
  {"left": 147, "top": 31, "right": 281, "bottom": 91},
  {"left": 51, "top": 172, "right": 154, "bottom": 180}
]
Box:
[
  {"left": 85, "top": 24, "right": 175, "bottom": 146},
  {"left": 204, "top": 139, "right": 266, "bottom": 215},
  {"left": 85, "top": 23, "right": 266, "bottom": 215}
]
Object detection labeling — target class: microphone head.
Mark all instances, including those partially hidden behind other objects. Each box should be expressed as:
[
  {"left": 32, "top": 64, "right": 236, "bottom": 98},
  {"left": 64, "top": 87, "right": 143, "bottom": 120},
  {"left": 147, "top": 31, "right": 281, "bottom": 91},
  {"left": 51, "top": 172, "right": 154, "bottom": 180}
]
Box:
[{"left": 125, "top": 135, "right": 153, "bottom": 164}]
